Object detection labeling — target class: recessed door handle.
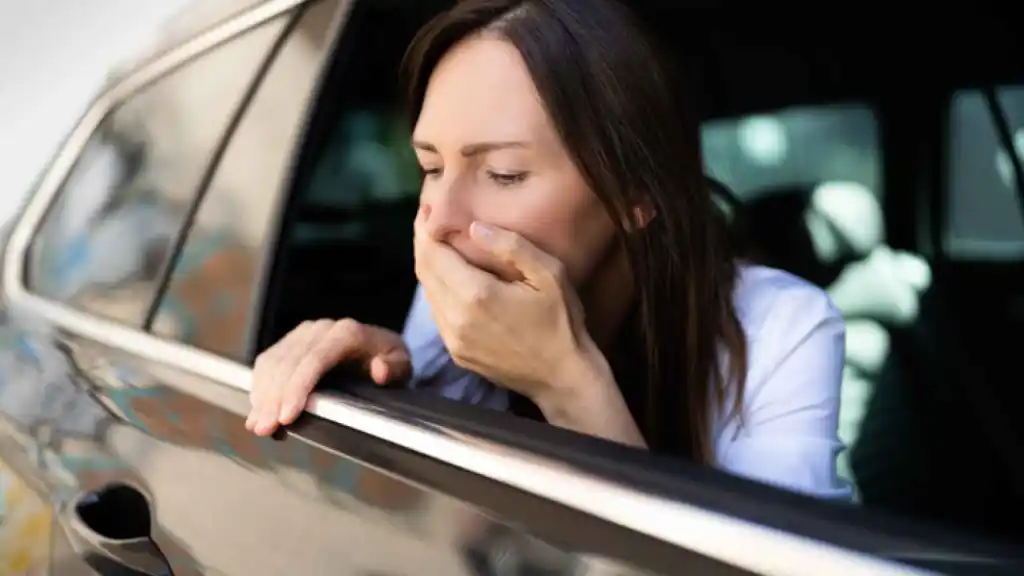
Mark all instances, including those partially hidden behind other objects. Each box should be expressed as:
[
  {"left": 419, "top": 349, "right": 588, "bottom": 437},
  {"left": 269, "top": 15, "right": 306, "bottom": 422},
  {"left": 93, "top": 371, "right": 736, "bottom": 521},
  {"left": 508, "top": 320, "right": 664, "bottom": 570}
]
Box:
[{"left": 62, "top": 483, "right": 173, "bottom": 575}]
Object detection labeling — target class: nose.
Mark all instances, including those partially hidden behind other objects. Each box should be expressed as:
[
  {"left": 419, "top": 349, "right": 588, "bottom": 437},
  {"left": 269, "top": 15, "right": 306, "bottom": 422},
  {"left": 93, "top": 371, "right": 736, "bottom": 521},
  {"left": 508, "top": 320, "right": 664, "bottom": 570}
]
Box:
[{"left": 420, "top": 177, "right": 473, "bottom": 242}]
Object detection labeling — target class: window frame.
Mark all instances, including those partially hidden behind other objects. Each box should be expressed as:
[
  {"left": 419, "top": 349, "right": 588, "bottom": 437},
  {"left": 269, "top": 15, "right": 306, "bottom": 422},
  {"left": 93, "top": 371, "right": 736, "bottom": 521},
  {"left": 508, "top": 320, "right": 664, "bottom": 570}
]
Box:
[
  {"left": 139, "top": 11, "right": 304, "bottom": 334},
  {"left": 19, "top": 1, "right": 299, "bottom": 330},
  {"left": 4, "top": 2, "right": 1021, "bottom": 575},
  {"left": 943, "top": 85, "right": 1024, "bottom": 260}
]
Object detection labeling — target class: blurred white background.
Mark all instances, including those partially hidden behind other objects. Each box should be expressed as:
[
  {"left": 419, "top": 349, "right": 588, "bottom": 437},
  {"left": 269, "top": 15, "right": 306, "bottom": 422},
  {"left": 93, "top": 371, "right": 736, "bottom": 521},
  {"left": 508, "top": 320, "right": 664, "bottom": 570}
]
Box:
[{"left": 0, "top": 1, "right": 193, "bottom": 226}]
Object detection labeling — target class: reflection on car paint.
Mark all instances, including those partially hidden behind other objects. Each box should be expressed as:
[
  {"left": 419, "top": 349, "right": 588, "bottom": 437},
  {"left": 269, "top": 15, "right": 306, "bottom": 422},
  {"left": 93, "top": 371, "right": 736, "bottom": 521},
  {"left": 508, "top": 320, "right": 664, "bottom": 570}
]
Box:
[
  {"left": 0, "top": 460, "right": 50, "bottom": 575},
  {"left": 119, "top": 383, "right": 421, "bottom": 513}
]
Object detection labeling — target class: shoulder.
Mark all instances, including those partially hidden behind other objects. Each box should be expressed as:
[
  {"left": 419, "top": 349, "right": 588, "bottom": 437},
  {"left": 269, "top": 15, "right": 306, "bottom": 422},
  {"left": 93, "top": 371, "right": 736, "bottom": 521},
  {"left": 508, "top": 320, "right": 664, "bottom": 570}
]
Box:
[
  {"left": 730, "top": 264, "right": 845, "bottom": 416},
  {"left": 714, "top": 265, "right": 851, "bottom": 499},
  {"left": 733, "top": 264, "right": 845, "bottom": 351}
]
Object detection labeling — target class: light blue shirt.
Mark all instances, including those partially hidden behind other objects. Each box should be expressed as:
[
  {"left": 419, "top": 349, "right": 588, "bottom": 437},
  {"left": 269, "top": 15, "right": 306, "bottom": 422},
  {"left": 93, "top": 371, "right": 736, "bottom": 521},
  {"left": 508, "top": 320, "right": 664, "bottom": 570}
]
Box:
[{"left": 402, "top": 265, "right": 853, "bottom": 501}]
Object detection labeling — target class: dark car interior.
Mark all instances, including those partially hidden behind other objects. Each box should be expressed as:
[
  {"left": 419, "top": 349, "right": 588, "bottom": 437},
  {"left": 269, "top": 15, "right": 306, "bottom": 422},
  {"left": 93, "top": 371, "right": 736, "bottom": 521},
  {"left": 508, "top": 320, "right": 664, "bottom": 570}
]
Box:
[{"left": 254, "top": 1, "right": 1024, "bottom": 572}]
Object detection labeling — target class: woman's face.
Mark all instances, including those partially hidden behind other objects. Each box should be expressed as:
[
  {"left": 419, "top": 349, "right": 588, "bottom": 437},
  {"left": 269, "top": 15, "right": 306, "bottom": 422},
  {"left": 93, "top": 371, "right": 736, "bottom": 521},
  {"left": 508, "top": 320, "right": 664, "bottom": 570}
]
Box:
[{"left": 412, "top": 35, "right": 617, "bottom": 286}]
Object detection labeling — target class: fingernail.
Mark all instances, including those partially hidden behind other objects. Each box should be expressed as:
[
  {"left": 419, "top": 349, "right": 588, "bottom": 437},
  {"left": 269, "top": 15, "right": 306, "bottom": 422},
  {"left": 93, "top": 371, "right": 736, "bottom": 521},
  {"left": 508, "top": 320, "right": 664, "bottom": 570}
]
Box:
[
  {"left": 471, "top": 221, "right": 493, "bottom": 242},
  {"left": 279, "top": 402, "right": 295, "bottom": 422}
]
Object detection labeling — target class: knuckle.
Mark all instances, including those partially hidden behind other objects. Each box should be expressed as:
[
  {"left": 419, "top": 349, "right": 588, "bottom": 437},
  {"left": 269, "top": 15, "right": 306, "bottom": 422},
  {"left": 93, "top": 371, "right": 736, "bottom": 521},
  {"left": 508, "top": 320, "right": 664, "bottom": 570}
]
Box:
[
  {"left": 253, "top": 350, "right": 276, "bottom": 373},
  {"left": 335, "top": 317, "right": 363, "bottom": 337},
  {"left": 312, "top": 319, "right": 334, "bottom": 332},
  {"left": 467, "top": 284, "right": 492, "bottom": 307}
]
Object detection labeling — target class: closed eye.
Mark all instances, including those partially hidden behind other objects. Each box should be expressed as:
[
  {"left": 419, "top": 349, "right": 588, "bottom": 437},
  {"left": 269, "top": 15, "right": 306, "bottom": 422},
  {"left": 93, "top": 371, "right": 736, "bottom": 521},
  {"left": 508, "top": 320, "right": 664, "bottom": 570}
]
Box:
[{"left": 488, "top": 171, "right": 528, "bottom": 187}]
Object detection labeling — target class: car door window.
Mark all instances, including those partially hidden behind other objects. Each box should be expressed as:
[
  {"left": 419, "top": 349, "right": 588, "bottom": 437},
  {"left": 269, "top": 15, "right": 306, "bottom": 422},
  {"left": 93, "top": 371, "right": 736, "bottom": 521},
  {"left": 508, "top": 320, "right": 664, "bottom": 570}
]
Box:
[
  {"left": 149, "top": 0, "right": 348, "bottom": 361},
  {"left": 24, "top": 13, "right": 292, "bottom": 328},
  {"left": 256, "top": 2, "right": 429, "bottom": 351},
  {"left": 947, "top": 85, "right": 1024, "bottom": 258},
  {"left": 242, "top": 3, "right": 1024, "bottom": 571},
  {"left": 702, "top": 104, "right": 881, "bottom": 201}
]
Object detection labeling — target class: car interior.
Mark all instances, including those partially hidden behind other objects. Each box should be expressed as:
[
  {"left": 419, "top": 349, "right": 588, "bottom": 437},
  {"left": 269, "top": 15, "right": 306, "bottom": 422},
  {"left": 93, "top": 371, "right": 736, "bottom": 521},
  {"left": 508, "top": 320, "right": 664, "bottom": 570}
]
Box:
[{"left": 252, "top": 1, "right": 1024, "bottom": 571}]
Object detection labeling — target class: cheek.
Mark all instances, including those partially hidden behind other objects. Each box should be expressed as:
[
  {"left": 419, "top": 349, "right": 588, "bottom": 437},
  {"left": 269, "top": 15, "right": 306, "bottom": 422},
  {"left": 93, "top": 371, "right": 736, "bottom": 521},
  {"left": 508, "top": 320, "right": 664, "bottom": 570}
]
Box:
[{"left": 473, "top": 180, "right": 616, "bottom": 286}]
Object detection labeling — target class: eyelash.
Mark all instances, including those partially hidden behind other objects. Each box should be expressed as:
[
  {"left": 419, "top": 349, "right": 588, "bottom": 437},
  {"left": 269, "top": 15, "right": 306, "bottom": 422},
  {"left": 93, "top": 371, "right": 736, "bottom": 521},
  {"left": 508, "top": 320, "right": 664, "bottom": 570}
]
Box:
[
  {"left": 488, "top": 171, "right": 528, "bottom": 187},
  {"left": 419, "top": 168, "right": 528, "bottom": 187}
]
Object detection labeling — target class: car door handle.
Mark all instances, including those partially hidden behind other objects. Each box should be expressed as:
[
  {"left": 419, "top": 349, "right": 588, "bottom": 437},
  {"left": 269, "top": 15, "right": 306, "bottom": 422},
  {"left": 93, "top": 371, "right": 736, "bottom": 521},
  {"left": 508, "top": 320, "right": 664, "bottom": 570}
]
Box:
[{"left": 62, "top": 482, "right": 173, "bottom": 575}]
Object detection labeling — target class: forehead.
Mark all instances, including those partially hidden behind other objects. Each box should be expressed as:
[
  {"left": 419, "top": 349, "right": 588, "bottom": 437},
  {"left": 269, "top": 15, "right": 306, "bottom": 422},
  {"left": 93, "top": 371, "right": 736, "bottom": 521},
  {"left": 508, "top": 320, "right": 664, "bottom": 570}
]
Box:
[{"left": 414, "top": 36, "right": 553, "bottom": 143}]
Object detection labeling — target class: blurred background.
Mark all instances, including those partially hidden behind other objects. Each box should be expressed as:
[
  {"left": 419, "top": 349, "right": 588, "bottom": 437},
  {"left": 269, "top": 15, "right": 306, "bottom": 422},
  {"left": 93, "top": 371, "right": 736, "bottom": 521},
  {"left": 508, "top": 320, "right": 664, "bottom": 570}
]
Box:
[
  {"left": 0, "top": 1, "right": 193, "bottom": 226},
  {"left": 0, "top": 3, "right": 192, "bottom": 571}
]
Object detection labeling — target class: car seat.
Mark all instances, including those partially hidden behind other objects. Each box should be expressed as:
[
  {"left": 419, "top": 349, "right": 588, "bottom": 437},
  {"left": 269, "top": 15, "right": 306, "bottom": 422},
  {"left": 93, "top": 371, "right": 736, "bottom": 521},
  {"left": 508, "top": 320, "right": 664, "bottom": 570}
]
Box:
[{"left": 743, "top": 181, "right": 931, "bottom": 501}]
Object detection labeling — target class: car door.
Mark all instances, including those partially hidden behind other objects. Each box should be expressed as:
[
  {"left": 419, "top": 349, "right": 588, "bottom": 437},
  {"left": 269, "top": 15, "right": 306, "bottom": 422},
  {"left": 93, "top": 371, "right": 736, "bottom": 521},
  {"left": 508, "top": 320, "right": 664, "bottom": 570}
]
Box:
[
  {"left": 2, "top": 1, "right": 452, "bottom": 574},
  {"left": 0, "top": 1, "right": 742, "bottom": 574}
]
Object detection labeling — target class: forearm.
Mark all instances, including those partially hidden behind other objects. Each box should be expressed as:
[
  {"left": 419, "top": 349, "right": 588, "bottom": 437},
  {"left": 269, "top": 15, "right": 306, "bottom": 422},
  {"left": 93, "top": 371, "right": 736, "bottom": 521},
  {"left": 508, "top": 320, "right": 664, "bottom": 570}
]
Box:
[{"left": 536, "top": 345, "right": 648, "bottom": 449}]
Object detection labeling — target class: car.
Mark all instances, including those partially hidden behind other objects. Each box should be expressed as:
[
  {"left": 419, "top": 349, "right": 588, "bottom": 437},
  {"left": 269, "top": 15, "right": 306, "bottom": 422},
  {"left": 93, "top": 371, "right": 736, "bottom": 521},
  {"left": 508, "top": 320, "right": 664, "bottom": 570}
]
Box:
[{"left": 1, "top": 1, "right": 1023, "bottom": 574}]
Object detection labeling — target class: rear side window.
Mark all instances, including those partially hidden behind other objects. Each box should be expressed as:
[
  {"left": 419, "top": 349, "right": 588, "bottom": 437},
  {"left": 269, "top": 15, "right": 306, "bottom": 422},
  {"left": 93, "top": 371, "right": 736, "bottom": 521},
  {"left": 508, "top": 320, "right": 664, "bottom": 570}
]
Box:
[
  {"left": 702, "top": 104, "right": 881, "bottom": 200},
  {"left": 149, "top": 0, "right": 348, "bottom": 361},
  {"left": 946, "top": 85, "right": 1024, "bottom": 259},
  {"left": 25, "top": 13, "right": 291, "bottom": 327}
]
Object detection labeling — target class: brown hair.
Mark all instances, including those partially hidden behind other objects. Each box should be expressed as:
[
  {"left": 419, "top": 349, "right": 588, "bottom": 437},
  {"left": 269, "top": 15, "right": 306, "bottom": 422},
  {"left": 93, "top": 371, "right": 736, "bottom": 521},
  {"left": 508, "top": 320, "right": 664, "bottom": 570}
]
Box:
[{"left": 402, "top": 0, "right": 746, "bottom": 464}]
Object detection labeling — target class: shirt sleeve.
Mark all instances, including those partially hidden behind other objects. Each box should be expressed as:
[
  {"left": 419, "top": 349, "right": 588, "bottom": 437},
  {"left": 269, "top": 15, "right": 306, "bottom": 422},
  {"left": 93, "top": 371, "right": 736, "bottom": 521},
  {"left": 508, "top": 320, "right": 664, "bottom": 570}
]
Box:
[
  {"left": 401, "top": 283, "right": 450, "bottom": 382},
  {"left": 716, "top": 285, "right": 854, "bottom": 501}
]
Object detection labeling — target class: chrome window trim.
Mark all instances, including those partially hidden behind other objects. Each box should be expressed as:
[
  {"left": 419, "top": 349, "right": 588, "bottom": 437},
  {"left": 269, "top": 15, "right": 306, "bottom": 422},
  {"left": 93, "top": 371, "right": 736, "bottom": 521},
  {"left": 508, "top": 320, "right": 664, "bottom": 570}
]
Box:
[{"left": 2, "top": 2, "right": 929, "bottom": 574}]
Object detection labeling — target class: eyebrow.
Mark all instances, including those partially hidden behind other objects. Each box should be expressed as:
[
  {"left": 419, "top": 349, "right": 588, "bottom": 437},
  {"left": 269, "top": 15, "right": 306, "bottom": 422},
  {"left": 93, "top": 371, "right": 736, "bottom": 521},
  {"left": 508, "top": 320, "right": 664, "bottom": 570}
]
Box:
[{"left": 411, "top": 140, "right": 530, "bottom": 156}]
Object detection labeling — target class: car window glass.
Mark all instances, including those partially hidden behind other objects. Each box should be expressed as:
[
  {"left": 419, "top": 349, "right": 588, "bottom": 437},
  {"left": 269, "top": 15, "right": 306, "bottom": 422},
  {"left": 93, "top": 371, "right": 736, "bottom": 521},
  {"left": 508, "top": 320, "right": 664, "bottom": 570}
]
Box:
[
  {"left": 150, "top": 0, "right": 347, "bottom": 361},
  {"left": 946, "top": 85, "right": 1024, "bottom": 259},
  {"left": 702, "top": 105, "right": 881, "bottom": 201},
  {"left": 25, "top": 14, "right": 290, "bottom": 327}
]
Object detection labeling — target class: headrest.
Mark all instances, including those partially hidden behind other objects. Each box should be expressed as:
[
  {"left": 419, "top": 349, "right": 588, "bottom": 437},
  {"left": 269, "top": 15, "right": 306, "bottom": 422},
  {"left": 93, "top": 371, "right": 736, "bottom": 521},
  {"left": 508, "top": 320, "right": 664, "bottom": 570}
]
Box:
[{"left": 743, "top": 180, "right": 881, "bottom": 287}]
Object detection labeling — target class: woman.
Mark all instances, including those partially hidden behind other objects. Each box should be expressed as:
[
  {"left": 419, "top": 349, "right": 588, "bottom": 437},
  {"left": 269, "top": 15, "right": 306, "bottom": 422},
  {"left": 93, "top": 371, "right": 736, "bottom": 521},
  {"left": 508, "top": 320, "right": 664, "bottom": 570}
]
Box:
[{"left": 247, "top": 0, "right": 851, "bottom": 500}]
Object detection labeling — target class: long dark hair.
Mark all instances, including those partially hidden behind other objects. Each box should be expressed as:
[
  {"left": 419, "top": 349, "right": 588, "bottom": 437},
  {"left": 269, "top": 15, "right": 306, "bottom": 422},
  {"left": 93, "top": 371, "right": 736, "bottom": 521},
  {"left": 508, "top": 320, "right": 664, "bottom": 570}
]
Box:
[{"left": 402, "top": 0, "right": 747, "bottom": 464}]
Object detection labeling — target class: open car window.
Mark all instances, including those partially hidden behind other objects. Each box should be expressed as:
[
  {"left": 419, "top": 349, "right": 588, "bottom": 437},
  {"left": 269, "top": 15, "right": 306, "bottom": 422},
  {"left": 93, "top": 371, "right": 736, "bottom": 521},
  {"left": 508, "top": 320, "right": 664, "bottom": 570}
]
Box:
[{"left": 249, "top": 2, "right": 1024, "bottom": 573}]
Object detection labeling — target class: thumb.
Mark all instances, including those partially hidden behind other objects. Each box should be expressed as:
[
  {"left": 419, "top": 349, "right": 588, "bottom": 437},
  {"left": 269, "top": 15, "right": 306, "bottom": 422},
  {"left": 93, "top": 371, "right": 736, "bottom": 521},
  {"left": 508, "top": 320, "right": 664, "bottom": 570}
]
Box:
[
  {"left": 469, "top": 221, "right": 558, "bottom": 285},
  {"left": 368, "top": 349, "right": 412, "bottom": 385}
]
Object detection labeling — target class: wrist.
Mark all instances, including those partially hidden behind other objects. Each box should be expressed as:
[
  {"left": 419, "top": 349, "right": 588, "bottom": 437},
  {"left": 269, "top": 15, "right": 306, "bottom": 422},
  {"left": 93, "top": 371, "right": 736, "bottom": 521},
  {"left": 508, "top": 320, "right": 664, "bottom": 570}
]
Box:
[
  {"left": 543, "top": 342, "right": 612, "bottom": 411},
  {"left": 537, "top": 340, "right": 638, "bottom": 440}
]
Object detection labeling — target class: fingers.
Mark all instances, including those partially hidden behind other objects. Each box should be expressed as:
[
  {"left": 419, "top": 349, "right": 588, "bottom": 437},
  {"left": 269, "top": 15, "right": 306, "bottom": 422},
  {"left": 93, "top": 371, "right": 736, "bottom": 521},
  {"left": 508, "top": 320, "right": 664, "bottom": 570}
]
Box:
[
  {"left": 247, "top": 319, "right": 331, "bottom": 435},
  {"left": 413, "top": 202, "right": 431, "bottom": 244},
  {"left": 247, "top": 318, "right": 411, "bottom": 436},
  {"left": 416, "top": 236, "right": 491, "bottom": 299},
  {"left": 469, "top": 221, "right": 562, "bottom": 288},
  {"left": 371, "top": 348, "right": 413, "bottom": 384},
  {"left": 277, "top": 319, "right": 367, "bottom": 425}
]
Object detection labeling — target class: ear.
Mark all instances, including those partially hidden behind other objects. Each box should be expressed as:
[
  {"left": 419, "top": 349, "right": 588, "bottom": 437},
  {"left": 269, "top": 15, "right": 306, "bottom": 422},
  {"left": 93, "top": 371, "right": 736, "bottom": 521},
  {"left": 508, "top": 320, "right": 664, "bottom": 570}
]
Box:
[{"left": 624, "top": 198, "right": 657, "bottom": 231}]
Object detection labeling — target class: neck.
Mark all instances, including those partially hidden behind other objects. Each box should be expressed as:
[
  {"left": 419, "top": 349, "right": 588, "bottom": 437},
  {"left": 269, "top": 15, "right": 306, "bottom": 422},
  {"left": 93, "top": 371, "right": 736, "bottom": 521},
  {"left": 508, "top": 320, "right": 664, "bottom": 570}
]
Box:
[{"left": 579, "top": 244, "right": 635, "bottom": 354}]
